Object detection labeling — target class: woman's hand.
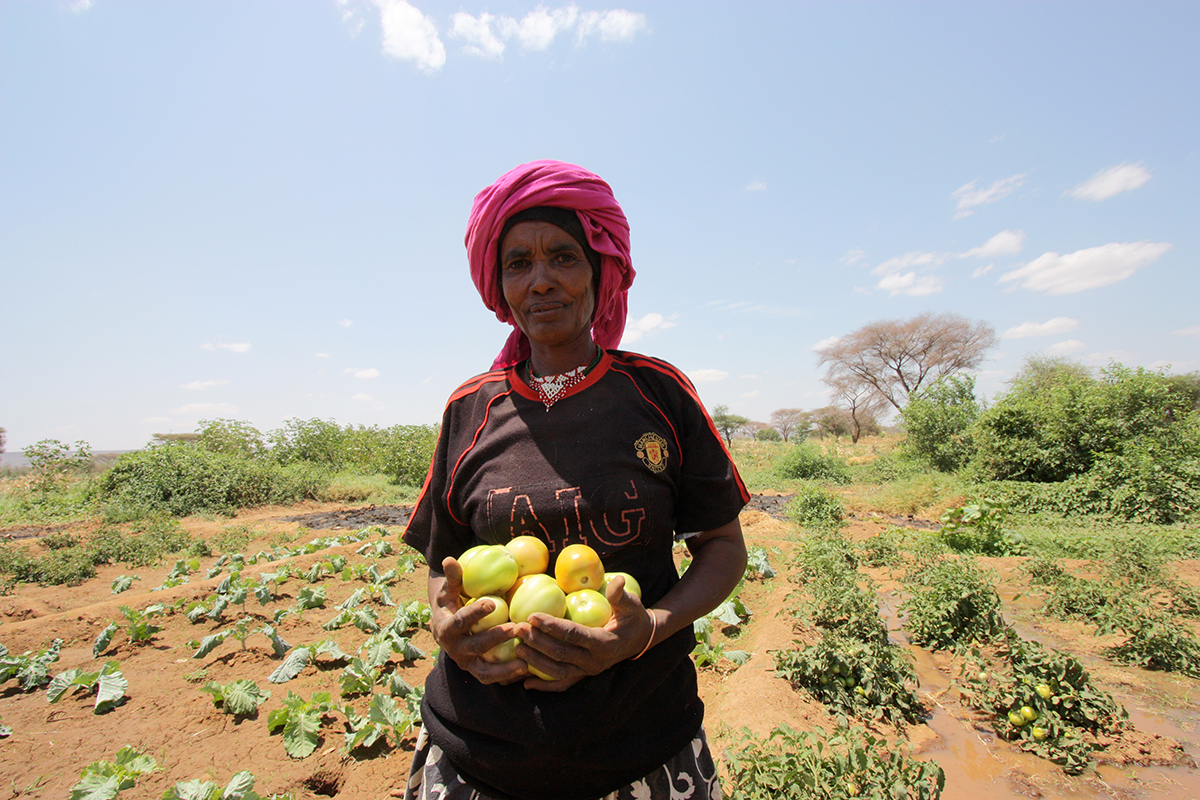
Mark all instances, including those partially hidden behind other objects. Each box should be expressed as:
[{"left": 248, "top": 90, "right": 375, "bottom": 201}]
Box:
[
  {"left": 428, "top": 557, "right": 527, "bottom": 685},
  {"left": 518, "top": 518, "right": 747, "bottom": 692},
  {"left": 513, "top": 574, "right": 653, "bottom": 692}
]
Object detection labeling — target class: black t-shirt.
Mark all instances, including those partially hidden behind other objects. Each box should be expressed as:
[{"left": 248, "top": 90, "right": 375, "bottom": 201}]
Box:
[{"left": 404, "top": 349, "right": 748, "bottom": 800}]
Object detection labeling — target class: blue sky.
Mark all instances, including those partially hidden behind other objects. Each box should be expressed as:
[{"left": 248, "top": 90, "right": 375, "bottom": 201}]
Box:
[{"left": 2, "top": 1, "right": 1197, "bottom": 453}]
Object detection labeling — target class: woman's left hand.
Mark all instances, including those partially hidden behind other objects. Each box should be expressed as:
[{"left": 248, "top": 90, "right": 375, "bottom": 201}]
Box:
[{"left": 513, "top": 574, "right": 652, "bottom": 691}]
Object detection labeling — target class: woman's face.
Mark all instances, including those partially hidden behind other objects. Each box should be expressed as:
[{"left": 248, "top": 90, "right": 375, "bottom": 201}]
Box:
[{"left": 500, "top": 220, "right": 596, "bottom": 352}]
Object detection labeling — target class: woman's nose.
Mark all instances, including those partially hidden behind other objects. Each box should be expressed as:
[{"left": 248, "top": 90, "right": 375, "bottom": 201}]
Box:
[{"left": 528, "top": 259, "right": 556, "bottom": 292}]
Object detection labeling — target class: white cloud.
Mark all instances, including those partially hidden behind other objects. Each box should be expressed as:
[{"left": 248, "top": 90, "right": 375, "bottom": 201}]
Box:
[
  {"left": 1069, "top": 162, "right": 1151, "bottom": 201},
  {"left": 336, "top": 0, "right": 366, "bottom": 36},
  {"left": 69, "top": 0, "right": 93, "bottom": 12},
  {"left": 1175, "top": 326, "right": 1200, "bottom": 337},
  {"left": 577, "top": 9, "right": 647, "bottom": 42},
  {"left": 971, "top": 264, "right": 994, "bottom": 278},
  {"left": 961, "top": 229, "right": 1026, "bottom": 259},
  {"left": 741, "top": 390, "right": 760, "bottom": 398},
  {"left": 506, "top": 5, "right": 579, "bottom": 50},
  {"left": 687, "top": 369, "right": 729, "bottom": 383},
  {"left": 377, "top": 0, "right": 446, "bottom": 73},
  {"left": 620, "top": 312, "right": 678, "bottom": 345},
  {"left": 1003, "top": 317, "right": 1080, "bottom": 339},
  {"left": 998, "top": 241, "right": 1171, "bottom": 295},
  {"left": 840, "top": 249, "right": 865, "bottom": 266},
  {"left": 174, "top": 402, "right": 238, "bottom": 416},
  {"left": 450, "top": 12, "right": 506, "bottom": 59},
  {"left": 346, "top": 368, "right": 381, "bottom": 379},
  {"left": 952, "top": 173, "right": 1025, "bottom": 219},
  {"left": 352, "top": 393, "right": 374, "bottom": 401},
  {"left": 872, "top": 251, "right": 950, "bottom": 273},
  {"left": 1046, "top": 339, "right": 1087, "bottom": 356},
  {"left": 868, "top": 252, "right": 947, "bottom": 296},
  {"left": 745, "top": 181, "right": 767, "bottom": 192},
  {"left": 201, "top": 342, "right": 251, "bottom": 353},
  {"left": 811, "top": 336, "right": 840, "bottom": 351},
  {"left": 451, "top": 6, "right": 647, "bottom": 60},
  {"left": 182, "top": 379, "right": 230, "bottom": 390},
  {"left": 875, "top": 271, "right": 945, "bottom": 296},
  {"left": 315, "top": 352, "right": 331, "bottom": 358},
  {"left": 339, "top": 319, "right": 353, "bottom": 328}
]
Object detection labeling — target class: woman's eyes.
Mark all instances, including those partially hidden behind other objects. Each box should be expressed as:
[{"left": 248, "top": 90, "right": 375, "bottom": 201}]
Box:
[{"left": 503, "top": 253, "right": 582, "bottom": 271}]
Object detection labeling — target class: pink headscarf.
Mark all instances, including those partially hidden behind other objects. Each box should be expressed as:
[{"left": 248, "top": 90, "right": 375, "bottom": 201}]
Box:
[{"left": 466, "top": 160, "right": 635, "bottom": 370}]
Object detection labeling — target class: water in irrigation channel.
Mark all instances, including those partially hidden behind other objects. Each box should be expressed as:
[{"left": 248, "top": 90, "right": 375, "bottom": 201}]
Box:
[{"left": 878, "top": 595, "right": 1200, "bottom": 800}]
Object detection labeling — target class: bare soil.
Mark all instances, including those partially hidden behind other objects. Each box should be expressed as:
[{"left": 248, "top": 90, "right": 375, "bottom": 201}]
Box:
[{"left": 1, "top": 500, "right": 1198, "bottom": 800}]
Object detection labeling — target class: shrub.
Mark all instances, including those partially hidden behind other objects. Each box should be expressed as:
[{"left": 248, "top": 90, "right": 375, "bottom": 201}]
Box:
[
  {"left": 787, "top": 482, "right": 845, "bottom": 531},
  {"left": 776, "top": 442, "right": 850, "bottom": 484},
  {"left": 380, "top": 424, "right": 438, "bottom": 486},
  {"left": 902, "top": 375, "right": 980, "bottom": 472},
  {"left": 197, "top": 419, "right": 268, "bottom": 459},
  {"left": 93, "top": 444, "right": 323, "bottom": 517}
]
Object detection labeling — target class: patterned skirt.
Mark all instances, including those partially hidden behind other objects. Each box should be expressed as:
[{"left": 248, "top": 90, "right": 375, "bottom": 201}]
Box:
[{"left": 400, "top": 725, "right": 722, "bottom": 800}]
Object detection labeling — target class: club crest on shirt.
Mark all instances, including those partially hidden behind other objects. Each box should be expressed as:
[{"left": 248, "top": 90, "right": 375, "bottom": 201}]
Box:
[{"left": 634, "top": 433, "right": 669, "bottom": 473}]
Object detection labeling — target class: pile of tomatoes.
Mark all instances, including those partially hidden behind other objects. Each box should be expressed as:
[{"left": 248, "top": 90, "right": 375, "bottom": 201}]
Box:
[{"left": 457, "top": 537, "right": 642, "bottom": 670}]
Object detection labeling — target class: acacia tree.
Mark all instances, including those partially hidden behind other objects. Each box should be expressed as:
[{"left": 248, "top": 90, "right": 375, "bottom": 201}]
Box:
[
  {"left": 710, "top": 405, "right": 750, "bottom": 446},
  {"left": 827, "top": 373, "right": 889, "bottom": 444},
  {"left": 769, "top": 408, "right": 810, "bottom": 442},
  {"left": 0, "top": 426, "right": 6, "bottom": 455},
  {"left": 817, "top": 312, "right": 996, "bottom": 413}
]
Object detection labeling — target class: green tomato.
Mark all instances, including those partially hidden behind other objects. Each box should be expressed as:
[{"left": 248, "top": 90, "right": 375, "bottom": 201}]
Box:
[
  {"left": 1020, "top": 705, "right": 1038, "bottom": 723},
  {"left": 841, "top": 676, "right": 856, "bottom": 689},
  {"left": 458, "top": 544, "right": 488, "bottom": 569},
  {"left": 480, "top": 637, "right": 520, "bottom": 664},
  {"left": 854, "top": 686, "right": 867, "bottom": 697},
  {"left": 1007, "top": 710, "right": 1027, "bottom": 727},
  {"left": 508, "top": 573, "right": 567, "bottom": 623},
  {"left": 467, "top": 595, "right": 509, "bottom": 634},
  {"left": 1031, "top": 725, "right": 1049, "bottom": 741},
  {"left": 461, "top": 545, "right": 519, "bottom": 599},
  {"left": 1035, "top": 683, "right": 1053, "bottom": 700},
  {"left": 604, "top": 571, "right": 642, "bottom": 601},
  {"left": 565, "top": 589, "right": 612, "bottom": 628}
]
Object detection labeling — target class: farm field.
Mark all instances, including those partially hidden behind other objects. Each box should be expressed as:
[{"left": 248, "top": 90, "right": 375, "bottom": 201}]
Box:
[{"left": 2, "top": 442, "right": 1199, "bottom": 800}]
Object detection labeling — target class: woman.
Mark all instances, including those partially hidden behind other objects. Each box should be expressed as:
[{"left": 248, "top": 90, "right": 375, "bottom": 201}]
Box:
[{"left": 402, "top": 160, "right": 749, "bottom": 800}]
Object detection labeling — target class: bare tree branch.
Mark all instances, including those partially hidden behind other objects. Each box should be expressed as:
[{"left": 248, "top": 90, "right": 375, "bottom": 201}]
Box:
[{"left": 816, "top": 312, "right": 997, "bottom": 412}]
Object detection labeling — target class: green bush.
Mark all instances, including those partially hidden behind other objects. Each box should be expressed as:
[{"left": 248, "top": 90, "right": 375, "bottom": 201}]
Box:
[
  {"left": 787, "top": 482, "right": 845, "bottom": 530},
  {"left": 92, "top": 444, "right": 322, "bottom": 518},
  {"left": 969, "top": 363, "right": 1200, "bottom": 523},
  {"left": 776, "top": 442, "right": 850, "bottom": 484},
  {"left": 902, "top": 375, "right": 980, "bottom": 472},
  {"left": 197, "top": 419, "right": 267, "bottom": 459},
  {"left": 379, "top": 424, "right": 438, "bottom": 486}
]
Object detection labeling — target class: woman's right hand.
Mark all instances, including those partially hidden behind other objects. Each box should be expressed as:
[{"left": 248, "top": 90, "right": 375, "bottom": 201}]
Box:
[{"left": 428, "top": 556, "right": 529, "bottom": 685}]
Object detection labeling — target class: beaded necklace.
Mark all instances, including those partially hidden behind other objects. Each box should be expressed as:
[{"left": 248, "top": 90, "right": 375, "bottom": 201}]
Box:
[{"left": 527, "top": 348, "right": 602, "bottom": 410}]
